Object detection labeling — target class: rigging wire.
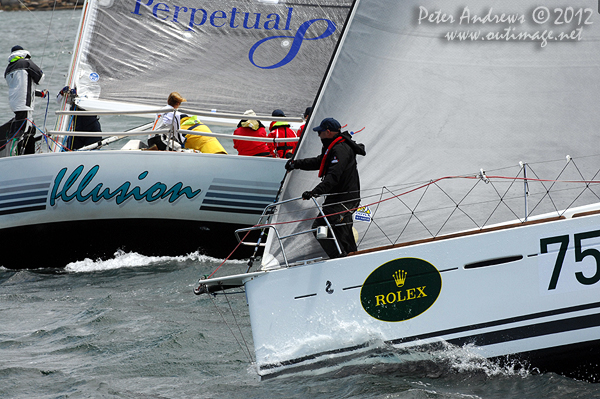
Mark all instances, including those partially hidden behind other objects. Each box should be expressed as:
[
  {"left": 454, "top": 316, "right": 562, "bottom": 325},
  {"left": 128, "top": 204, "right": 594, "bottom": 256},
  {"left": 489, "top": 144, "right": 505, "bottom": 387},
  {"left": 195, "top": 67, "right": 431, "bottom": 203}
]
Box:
[
  {"left": 198, "top": 157, "right": 600, "bottom": 293},
  {"left": 40, "top": 0, "right": 59, "bottom": 63},
  {"left": 12, "top": 0, "right": 85, "bottom": 143},
  {"left": 222, "top": 290, "right": 253, "bottom": 362},
  {"left": 205, "top": 230, "right": 251, "bottom": 280},
  {"left": 42, "top": 91, "right": 51, "bottom": 136},
  {"left": 250, "top": 174, "right": 600, "bottom": 232},
  {"left": 208, "top": 293, "right": 253, "bottom": 363},
  {"left": 26, "top": 118, "right": 73, "bottom": 152},
  {"left": 0, "top": 120, "right": 27, "bottom": 151}
]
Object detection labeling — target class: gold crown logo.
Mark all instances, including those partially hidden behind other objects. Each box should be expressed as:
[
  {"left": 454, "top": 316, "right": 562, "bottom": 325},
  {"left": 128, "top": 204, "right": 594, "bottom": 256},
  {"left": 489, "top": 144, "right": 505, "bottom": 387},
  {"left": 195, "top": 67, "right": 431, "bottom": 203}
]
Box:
[{"left": 393, "top": 270, "right": 407, "bottom": 287}]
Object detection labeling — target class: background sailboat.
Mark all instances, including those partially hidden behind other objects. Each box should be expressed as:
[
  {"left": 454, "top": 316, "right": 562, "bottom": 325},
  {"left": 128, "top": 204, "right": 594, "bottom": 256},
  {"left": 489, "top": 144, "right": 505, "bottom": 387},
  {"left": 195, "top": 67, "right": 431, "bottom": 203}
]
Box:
[{"left": 0, "top": 0, "right": 352, "bottom": 269}]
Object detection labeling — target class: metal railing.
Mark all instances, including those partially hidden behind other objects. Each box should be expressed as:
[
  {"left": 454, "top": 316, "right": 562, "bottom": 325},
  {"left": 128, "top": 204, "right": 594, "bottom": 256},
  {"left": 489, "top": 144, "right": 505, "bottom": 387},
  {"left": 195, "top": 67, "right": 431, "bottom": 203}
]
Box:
[
  {"left": 49, "top": 107, "right": 301, "bottom": 144},
  {"left": 234, "top": 196, "right": 343, "bottom": 269}
]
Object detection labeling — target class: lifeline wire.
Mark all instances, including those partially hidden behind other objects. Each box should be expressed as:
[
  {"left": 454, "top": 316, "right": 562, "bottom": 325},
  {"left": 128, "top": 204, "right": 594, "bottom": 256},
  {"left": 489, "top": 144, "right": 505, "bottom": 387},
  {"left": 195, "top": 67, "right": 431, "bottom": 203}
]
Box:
[
  {"left": 253, "top": 174, "right": 600, "bottom": 231},
  {"left": 202, "top": 169, "right": 600, "bottom": 279}
]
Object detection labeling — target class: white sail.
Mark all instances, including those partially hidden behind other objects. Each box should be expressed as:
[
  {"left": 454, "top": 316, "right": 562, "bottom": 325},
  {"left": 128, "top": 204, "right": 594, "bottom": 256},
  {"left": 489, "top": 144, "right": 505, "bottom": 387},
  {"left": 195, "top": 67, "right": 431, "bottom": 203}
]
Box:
[
  {"left": 196, "top": 0, "right": 600, "bottom": 379},
  {"left": 264, "top": 0, "right": 600, "bottom": 265},
  {"left": 63, "top": 0, "right": 352, "bottom": 117}
]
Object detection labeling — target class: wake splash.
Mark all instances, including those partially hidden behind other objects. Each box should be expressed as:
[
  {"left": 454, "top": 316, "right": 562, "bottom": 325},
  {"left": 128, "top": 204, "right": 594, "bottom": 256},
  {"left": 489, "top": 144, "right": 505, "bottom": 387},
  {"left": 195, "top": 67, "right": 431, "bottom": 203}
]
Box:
[
  {"left": 65, "top": 249, "right": 244, "bottom": 273},
  {"left": 268, "top": 340, "right": 534, "bottom": 381}
]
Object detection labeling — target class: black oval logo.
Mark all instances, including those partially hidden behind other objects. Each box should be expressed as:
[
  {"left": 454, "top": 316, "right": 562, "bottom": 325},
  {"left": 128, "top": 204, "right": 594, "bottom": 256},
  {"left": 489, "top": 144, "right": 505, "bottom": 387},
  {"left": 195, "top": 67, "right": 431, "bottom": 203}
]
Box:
[{"left": 360, "top": 258, "right": 442, "bottom": 322}]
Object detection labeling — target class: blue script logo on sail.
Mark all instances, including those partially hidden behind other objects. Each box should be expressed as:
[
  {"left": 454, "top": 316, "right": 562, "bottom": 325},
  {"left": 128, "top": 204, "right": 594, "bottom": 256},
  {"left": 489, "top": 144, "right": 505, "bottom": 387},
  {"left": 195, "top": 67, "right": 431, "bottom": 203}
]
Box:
[
  {"left": 130, "top": 0, "right": 337, "bottom": 69},
  {"left": 50, "top": 165, "right": 201, "bottom": 206}
]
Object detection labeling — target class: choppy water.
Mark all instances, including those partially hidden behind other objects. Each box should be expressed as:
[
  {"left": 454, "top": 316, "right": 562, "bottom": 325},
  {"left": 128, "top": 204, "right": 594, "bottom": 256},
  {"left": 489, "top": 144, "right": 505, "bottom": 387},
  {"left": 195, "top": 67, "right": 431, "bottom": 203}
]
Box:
[
  {"left": 2, "top": 252, "right": 600, "bottom": 398},
  {"left": 2, "top": 8, "right": 600, "bottom": 399}
]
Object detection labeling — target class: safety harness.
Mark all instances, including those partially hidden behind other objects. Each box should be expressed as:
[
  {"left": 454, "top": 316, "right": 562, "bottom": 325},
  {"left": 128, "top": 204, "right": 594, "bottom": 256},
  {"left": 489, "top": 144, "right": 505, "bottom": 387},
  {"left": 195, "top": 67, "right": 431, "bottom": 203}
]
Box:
[{"left": 318, "top": 136, "right": 345, "bottom": 178}]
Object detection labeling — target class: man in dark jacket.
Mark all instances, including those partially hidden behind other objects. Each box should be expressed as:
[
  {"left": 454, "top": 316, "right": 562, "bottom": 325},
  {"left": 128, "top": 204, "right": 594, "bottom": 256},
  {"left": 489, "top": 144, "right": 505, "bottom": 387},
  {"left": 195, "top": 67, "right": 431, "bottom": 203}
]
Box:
[
  {"left": 2, "top": 45, "right": 47, "bottom": 155},
  {"left": 285, "top": 117, "right": 366, "bottom": 258}
]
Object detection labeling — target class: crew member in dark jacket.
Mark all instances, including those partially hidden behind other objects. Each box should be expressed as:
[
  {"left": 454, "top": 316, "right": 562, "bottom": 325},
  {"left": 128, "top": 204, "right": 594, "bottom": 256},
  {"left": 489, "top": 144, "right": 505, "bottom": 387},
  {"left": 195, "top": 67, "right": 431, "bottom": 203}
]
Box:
[
  {"left": 56, "top": 86, "right": 103, "bottom": 150},
  {"left": 285, "top": 117, "right": 366, "bottom": 258}
]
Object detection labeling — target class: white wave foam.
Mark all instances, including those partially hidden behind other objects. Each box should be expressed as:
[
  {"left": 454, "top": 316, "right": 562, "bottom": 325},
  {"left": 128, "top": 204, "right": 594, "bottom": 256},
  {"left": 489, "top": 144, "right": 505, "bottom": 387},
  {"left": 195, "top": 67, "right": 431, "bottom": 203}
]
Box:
[{"left": 65, "top": 249, "right": 243, "bottom": 272}]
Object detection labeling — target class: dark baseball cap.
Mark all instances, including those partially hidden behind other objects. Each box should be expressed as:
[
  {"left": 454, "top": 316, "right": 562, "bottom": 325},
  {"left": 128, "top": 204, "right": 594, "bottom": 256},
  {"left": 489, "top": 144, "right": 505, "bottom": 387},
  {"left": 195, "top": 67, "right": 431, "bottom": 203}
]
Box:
[{"left": 312, "top": 117, "right": 341, "bottom": 132}]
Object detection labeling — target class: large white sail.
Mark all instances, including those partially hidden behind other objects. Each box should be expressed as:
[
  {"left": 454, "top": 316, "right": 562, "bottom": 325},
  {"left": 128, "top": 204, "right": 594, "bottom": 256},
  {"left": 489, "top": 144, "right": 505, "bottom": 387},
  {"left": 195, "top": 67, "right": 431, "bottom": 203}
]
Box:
[
  {"left": 265, "top": 0, "right": 600, "bottom": 264},
  {"left": 66, "top": 0, "right": 352, "bottom": 116}
]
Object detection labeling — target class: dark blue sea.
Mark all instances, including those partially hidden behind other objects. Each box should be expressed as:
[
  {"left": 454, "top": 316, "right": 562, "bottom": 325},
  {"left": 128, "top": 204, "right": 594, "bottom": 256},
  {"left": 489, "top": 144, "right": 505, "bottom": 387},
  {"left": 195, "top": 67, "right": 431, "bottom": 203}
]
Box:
[{"left": 2, "top": 8, "right": 600, "bottom": 399}]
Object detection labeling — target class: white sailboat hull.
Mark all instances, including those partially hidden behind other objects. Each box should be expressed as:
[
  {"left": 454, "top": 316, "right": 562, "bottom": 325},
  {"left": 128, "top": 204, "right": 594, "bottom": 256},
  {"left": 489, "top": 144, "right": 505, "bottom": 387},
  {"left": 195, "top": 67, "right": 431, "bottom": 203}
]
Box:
[
  {"left": 245, "top": 210, "right": 600, "bottom": 380},
  {"left": 0, "top": 151, "right": 285, "bottom": 268}
]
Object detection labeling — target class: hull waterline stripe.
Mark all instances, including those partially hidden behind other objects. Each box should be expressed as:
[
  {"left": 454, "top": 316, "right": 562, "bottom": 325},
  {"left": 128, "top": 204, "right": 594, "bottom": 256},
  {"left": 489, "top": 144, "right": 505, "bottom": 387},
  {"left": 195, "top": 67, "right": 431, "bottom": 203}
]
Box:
[
  {"left": 0, "top": 183, "right": 51, "bottom": 195},
  {"left": 199, "top": 205, "right": 264, "bottom": 215},
  {"left": 0, "top": 205, "right": 46, "bottom": 216},
  {"left": 259, "top": 342, "right": 369, "bottom": 371},
  {"left": 204, "top": 192, "right": 276, "bottom": 203},
  {"left": 447, "top": 312, "right": 600, "bottom": 347},
  {"left": 202, "top": 199, "right": 270, "bottom": 209},
  {"left": 211, "top": 177, "right": 280, "bottom": 189},
  {"left": 207, "top": 185, "right": 278, "bottom": 196},
  {"left": 0, "top": 190, "right": 48, "bottom": 202},
  {"left": 0, "top": 197, "right": 47, "bottom": 209},
  {"left": 257, "top": 301, "right": 600, "bottom": 373},
  {"left": 386, "top": 300, "right": 600, "bottom": 345}
]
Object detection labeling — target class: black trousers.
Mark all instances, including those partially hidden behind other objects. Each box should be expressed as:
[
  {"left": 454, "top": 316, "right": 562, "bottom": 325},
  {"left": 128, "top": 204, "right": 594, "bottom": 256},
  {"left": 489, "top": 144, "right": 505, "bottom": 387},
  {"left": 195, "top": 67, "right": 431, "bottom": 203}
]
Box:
[
  {"left": 68, "top": 115, "right": 102, "bottom": 150},
  {"left": 1, "top": 111, "right": 29, "bottom": 139},
  {"left": 0, "top": 111, "right": 35, "bottom": 155},
  {"left": 311, "top": 202, "right": 357, "bottom": 258}
]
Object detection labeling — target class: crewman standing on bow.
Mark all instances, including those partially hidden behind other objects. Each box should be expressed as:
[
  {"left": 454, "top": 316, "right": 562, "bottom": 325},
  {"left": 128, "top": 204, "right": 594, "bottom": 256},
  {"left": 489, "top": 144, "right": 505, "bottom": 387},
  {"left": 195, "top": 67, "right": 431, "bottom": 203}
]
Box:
[{"left": 285, "top": 117, "right": 366, "bottom": 258}]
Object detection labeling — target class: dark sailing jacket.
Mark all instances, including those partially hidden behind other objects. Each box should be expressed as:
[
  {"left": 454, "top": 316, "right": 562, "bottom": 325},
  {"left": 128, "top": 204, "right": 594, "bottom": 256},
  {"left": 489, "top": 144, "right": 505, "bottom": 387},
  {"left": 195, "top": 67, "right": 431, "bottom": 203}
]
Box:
[{"left": 294, "top": 131, "right": 366, "bottom": 207}]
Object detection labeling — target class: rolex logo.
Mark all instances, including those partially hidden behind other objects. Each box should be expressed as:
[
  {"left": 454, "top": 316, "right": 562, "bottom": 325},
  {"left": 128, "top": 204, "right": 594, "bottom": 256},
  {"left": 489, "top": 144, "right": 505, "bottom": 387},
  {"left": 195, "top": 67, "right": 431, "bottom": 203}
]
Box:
[{"left": 393, "top": 270, "right": 407, "bottom": 287}]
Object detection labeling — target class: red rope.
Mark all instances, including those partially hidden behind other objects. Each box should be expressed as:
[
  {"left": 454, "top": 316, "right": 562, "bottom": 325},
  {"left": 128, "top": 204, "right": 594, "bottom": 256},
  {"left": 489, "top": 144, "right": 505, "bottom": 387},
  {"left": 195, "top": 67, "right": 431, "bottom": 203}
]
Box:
[
  {"left": 251, "top": 174, "right": 600, "bottom": 229},
  {"left": 206, "top": 230, "right": 251, "bottom": 279}
]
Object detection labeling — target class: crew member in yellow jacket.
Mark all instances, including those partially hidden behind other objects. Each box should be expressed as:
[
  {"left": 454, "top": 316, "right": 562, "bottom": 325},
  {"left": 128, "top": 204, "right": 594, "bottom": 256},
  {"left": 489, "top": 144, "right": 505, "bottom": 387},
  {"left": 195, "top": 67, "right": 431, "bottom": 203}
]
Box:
[{"left": 180, "top": 115, "right": 227, "bottom": 154}]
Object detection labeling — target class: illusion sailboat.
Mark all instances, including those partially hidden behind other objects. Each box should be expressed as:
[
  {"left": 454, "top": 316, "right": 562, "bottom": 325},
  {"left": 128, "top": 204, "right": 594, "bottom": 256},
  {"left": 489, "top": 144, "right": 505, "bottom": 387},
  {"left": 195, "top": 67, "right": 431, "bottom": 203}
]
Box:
[{"left": 0, "top": 0, "right": 352, "bottom": 269}]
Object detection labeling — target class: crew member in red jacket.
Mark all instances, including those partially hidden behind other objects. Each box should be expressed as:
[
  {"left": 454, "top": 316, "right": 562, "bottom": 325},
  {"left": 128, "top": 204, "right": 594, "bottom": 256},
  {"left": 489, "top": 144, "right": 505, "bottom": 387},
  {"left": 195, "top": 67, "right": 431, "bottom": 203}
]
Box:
[
  {"left": 267, "top": 109, "right": 297, "bottom": 159},
  {"left": 233, "top": 110, "right": 271, "bottom": 157},
  {"left": 296, "top": 106, "right": 312, "bottom": 137}
]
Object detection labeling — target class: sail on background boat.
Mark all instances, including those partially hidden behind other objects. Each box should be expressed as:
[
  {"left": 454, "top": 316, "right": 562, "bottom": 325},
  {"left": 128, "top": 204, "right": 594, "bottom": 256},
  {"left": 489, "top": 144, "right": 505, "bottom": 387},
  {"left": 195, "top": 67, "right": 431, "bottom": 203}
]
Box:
[
  {"left": 265, "top": 0, "right": 600, "bottom": 265},
  {"left": 70, "top": 0, "right": 352, "bottom": 116}
]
